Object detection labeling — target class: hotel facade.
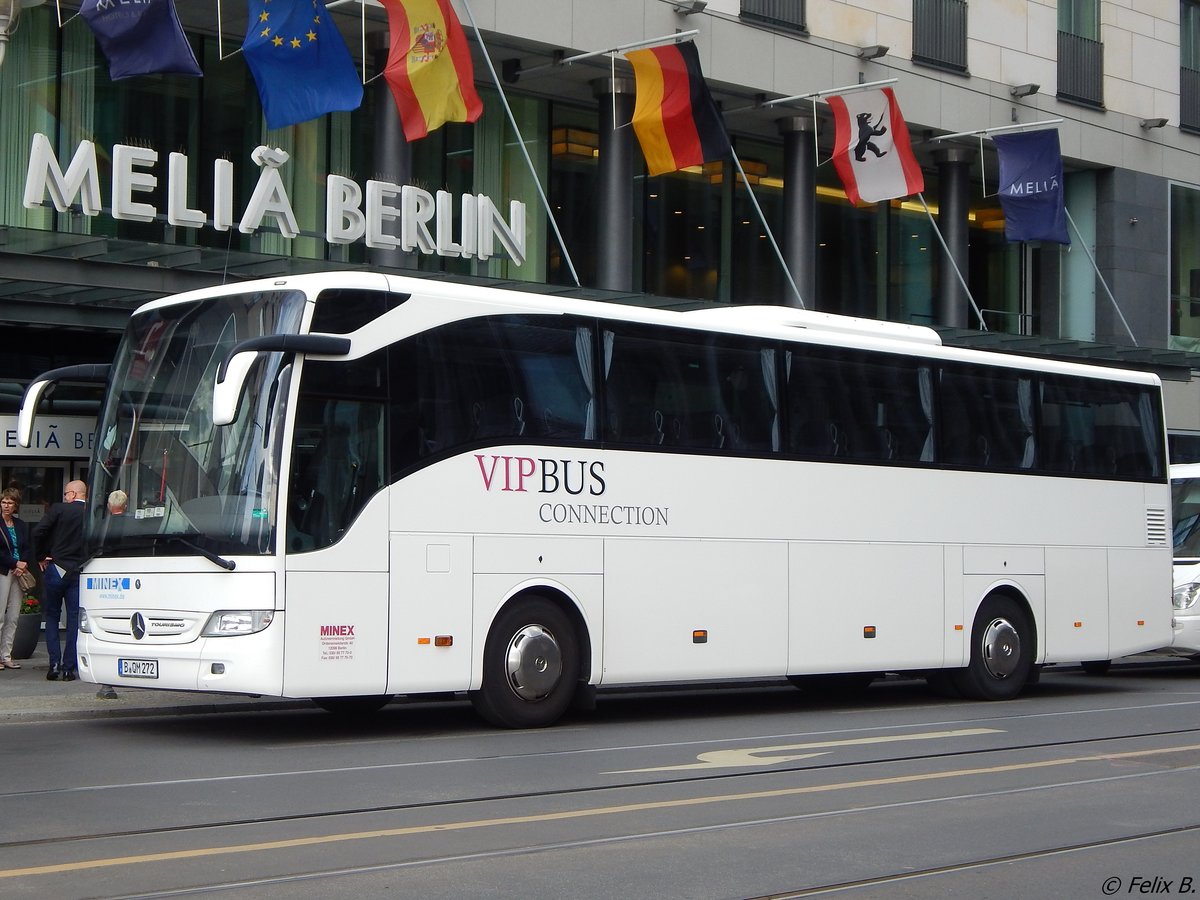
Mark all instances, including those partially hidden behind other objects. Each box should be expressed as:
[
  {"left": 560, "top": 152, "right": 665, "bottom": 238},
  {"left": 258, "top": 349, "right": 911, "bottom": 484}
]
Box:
[{"left": 4, "top": 0, "right": 1200, "bottom": 509}]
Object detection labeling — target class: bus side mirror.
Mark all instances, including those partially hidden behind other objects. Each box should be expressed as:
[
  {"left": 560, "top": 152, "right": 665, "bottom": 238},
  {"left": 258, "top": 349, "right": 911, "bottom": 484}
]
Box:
[
  {"left": 17, "top": 364, "right": 112, "bottom": 447},
  {"left": 212, "top": 351, "right": 260, "bottom": 427},
  {"left": 212, "top": 334, "right": 353, "bottom": 427}
]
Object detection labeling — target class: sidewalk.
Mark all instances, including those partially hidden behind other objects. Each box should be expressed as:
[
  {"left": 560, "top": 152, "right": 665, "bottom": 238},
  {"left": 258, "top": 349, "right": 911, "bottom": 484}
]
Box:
[{"left": 0, "top": 643, "right": 308, "bottom": 722}]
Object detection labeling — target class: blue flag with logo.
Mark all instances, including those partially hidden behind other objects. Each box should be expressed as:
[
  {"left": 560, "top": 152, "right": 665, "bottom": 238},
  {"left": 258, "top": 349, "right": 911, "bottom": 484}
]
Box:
[
  {"left": 81, "top": 0, "right": 201, "bottom": 80},
  {"left": 993, "top": 130, "right": 1070, "bottom": 244},
  {"left": 243, "top": 0, "right": 364, "bottom": 130}
]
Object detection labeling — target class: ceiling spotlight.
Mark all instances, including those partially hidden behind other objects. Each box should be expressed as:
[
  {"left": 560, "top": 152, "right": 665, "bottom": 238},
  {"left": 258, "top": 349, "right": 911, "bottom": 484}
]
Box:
[
  {"left": 1140, "top": 117, "right": 1169, "bottom": 130},
  {"left": 1009, "top": 83, "right": 1040, "bottom": 99},
  {"left": 668, "top": 0, "right": 707, "bottom": 14},
  {"left": 858, "top": 44, "right": 889, "bottom": 61}
]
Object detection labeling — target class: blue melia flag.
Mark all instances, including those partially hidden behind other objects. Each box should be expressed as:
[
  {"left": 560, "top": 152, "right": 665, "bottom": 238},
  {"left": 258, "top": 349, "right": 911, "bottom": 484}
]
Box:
[
  {"left": 993, "top": 130, "right": 1070, "bottom": 244},
  {"left": 243, "top": 0, "right": 364, "bottom": 130},
  {"left": 81, "top": 0, "right": 201, "bottom": 80}
]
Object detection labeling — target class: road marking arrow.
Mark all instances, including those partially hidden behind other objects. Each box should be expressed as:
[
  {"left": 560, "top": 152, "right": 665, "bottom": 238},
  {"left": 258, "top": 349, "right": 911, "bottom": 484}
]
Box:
[{"left": 609, "top": 727, "right": 1004, "bottom": 773}]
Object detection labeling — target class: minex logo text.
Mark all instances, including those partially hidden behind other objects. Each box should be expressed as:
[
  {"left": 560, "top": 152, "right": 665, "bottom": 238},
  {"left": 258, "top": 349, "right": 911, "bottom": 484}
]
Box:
[{"left": 87, "top": 577, "right": 131, "bottom": 591}]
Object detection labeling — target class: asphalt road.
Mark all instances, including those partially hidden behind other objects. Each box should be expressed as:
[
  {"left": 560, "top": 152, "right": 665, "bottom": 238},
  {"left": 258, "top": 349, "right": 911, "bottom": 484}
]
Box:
[{"left": 0, "top": 660, "right": 1197, "bottom": 899}]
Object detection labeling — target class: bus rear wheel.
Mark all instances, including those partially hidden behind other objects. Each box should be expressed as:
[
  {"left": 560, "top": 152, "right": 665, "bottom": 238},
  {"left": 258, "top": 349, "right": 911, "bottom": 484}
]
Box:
[
  {"left": 951, "top": 595, "right": 1034, "bottom": 701},
  {"left": 471, "top": 597, "right": 579, "bottom": 728}
]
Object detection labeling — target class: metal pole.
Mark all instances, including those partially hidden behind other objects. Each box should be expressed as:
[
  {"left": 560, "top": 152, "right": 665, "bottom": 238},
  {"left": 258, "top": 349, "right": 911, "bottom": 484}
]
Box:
[
  {"left": 459, "top": 0, "right": 581, "bottom": 285},
  {"left": 516, "top": 30, "right": 700, "bottom": 78},
  {"left": 1064, "top": 207, "right": 1138, "bottom": 346},
  {"left": 732, "top": 148, "right": 805, "bottom": 309},
  {"left": 918, "top": 193, "right": 987, "bottom": 330},
  {"left": 929, "top": 118, "right": 1064, "bottom": 144}
]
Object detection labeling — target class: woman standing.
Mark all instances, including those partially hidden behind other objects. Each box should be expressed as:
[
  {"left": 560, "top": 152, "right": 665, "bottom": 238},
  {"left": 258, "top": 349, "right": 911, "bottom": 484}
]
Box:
[{"left": 0, "top": 488, "right": 33, "bottom": 669}]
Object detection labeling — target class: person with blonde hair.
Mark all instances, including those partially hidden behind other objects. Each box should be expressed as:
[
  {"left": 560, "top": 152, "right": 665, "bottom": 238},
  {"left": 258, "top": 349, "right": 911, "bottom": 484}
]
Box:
[
  {"left": 107, "top": 490, "right": 128, "bottom": 515},
  {"left": 0, "top": 487, "right": 32, "bottom": 670}
]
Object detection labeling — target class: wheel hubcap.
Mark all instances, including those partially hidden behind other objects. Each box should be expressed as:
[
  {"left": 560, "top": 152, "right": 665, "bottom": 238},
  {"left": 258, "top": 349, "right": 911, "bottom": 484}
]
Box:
[
  {"left": 981, "top": 617, "right": 1021, "bottom": 679},
  {"left": 504, "top": 624, "right": 562, "bottom": 701}
]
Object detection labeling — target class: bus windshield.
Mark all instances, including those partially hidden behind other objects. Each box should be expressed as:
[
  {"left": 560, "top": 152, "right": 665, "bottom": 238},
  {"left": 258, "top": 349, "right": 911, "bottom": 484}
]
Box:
[
  {"left": 1173, "top": 474, "right": 1200, "bottom": 560},
  {"left": 85, "top": 290, "right": 308, "bottom": 562}
]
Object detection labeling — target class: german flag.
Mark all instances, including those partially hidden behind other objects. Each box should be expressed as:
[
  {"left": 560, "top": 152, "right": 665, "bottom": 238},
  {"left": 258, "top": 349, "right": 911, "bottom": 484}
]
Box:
[
  {"left": 626, "top": 41, "right": 730, "bottom": 177},
  {"left": 381, "top": 0, "right": 483, "bottom": 142}
]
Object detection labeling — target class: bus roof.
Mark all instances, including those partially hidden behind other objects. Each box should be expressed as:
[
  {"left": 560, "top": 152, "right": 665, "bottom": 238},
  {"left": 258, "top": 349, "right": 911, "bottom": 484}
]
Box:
[{"left": 133, "top": 271, "right": 1161, "bottom": 388}]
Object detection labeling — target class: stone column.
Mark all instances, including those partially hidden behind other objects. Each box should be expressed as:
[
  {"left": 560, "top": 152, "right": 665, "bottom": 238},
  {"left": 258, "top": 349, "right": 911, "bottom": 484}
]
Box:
[
  {"left": 933, "top": 147, "right": 975, "bottom": 328},
  {"left": 368, "top": 34, "right": 414, "bottom": 270},
  {"left": 779, "top": 115, "right": 820, "bottom": 309},
  {"left": 592, "top": 76, "right": 637, "bottom": 291}
]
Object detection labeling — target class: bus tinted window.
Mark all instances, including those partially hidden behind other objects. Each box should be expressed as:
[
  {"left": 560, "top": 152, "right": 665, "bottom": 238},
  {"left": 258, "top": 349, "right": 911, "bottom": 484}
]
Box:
[
  {"left": 939, "top": 367, "right": 1035, "bottom": 470},
  {"left": 787, "top": 348, "right": 932, "bottom": 464},
  {"left": 603, "top": 327, "right": 778, "bottom": 452},
  {"left": 395, "top": 317, "right": 595, "bottom": 463},
  {"left": 309, "top": 290, "right": 401, "bottom": 334},
  {"left": 1040, "top": 376, "right": 1163, "bottom": 478},
  {"left": 290, "top": 350, "right": 387, "bottom": 552}
]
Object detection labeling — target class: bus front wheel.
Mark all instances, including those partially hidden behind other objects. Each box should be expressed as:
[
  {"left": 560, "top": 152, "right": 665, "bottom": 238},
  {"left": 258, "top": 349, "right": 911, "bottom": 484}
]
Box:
[
  {"left": 952, "top": 595, "right": 1034, "bottom": 701},
  {"left": 471, "top": 597, "right": 579, "bottom": 728}
]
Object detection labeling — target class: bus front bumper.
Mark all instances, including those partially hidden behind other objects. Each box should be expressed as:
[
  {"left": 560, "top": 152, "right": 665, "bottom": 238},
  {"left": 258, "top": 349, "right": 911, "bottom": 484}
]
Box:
[{"left": 76, "top": 621, "right": 285, "bottom": 696}]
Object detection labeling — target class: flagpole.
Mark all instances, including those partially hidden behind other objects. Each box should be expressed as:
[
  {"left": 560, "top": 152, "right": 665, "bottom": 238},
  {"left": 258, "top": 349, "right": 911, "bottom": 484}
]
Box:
[
  {"left": 216, "top": 0, "right": 243, "bottom": 61},
  {"left": 730, "top": 149, "right": 806, "bottom": 309},
  {"left": 928, "top": 118, "right": 1064, "bottom": 144},
  {"left": 1064, "top": 208, "right": 1139, "bottom": 347},
  {"left": 917, "top": 193, "right": 988, "bottom": 331},
  {"left": 512, "top": 30, "right": 699, "bottom": 80},
  {"left": 459, "top": 0, "right": 581, "bottom": 287},
  {"left": 759, "top": 78, "right": 899, "bottom": 109},
  {"left": 51, "top": 1, "right": 81, "bottom": 28}
]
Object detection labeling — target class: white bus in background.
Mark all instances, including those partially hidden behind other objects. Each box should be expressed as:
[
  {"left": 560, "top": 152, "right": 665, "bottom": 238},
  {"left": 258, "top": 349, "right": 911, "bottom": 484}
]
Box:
[
  {"left": 19, "top": 272, "right": 1174, "bottom": 727},
  {"left": 1169, "top": 463, "right": 1200, "bottom": 658}
]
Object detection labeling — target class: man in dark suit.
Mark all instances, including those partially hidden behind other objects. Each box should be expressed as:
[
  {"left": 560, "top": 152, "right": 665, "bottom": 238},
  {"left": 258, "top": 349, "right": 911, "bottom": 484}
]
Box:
[{"left": 33, "top": 480, "right": 87, "bottom": 681}]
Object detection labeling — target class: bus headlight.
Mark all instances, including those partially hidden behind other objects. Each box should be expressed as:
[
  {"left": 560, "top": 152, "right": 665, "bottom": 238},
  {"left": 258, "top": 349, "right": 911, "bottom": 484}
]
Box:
[
  {"left": 201, "top": 610, "right": 275, "bottom": 636},
  {"left": 79, "top": 608, "right": 91, "bottom": 633},
  {"left": 1172, "top": 583, "right": 1200, "bottom": 611}
]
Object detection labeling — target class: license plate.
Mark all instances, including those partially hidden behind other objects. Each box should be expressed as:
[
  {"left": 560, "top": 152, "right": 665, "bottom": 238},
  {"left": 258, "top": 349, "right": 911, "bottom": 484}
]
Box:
[{"left": 118, "top": 658, "right": 159, "bottom": 679}]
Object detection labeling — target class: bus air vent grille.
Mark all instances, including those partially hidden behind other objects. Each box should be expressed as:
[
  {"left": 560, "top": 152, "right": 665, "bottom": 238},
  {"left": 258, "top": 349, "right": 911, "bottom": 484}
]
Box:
[{"left": 1145, "top": 507, "right": 1168, "bottom": 547}]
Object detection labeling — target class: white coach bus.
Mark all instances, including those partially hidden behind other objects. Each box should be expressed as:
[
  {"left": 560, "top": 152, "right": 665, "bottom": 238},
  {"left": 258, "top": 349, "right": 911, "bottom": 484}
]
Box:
[{"left": 19, "top": 272, "right": 1172, "bottom": 727}]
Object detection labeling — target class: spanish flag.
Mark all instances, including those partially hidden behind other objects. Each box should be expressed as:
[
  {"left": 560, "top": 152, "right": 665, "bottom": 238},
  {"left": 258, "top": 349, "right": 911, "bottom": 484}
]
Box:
[
  {"left": 626, "top": 41, "right": 730, "bottom": 177},
  {"left": 381, "top": 0, "right": 483, "bottom": 142}
]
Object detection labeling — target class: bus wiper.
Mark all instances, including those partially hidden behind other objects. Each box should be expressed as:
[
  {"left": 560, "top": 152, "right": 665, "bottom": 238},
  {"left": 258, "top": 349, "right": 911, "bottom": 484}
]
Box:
[
  {"left": 96, "top": 534, "right": 238, "bottom": 571},
  {"left": 168, "top": 536, "right": 237, "bottom": 571}
]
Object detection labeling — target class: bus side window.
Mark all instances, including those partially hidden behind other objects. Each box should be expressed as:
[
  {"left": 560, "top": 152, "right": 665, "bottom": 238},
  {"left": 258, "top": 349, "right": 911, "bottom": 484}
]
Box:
[{"left": 288, "top": 354, "right": 386, "bottom": 553}]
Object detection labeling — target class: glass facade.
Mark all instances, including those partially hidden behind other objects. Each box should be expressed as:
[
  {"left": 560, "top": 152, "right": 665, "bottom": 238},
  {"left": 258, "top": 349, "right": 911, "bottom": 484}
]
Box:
[{"left": 0, "top": 1, "right": 1186, "bottom": 425}]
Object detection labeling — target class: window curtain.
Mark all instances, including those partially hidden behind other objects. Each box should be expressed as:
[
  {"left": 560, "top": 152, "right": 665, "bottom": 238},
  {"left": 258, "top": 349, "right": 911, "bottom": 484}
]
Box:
[{"left": 0, "top": 8, "right": 59, "bottom": 230}]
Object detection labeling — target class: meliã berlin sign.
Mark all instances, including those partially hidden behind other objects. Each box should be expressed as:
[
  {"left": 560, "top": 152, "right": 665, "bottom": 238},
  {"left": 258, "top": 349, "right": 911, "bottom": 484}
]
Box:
[{"left": 21, "top": 133, "right": 526, "bottom": 265}]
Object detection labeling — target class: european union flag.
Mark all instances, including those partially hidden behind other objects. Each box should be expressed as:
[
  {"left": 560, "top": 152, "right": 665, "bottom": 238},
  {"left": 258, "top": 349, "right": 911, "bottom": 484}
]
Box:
[
  {"left": 81, "top": 0, "right": 201, "bottom": 80},
  {"left": 244, "top": 0, "right": 364, "bottom": 130}
]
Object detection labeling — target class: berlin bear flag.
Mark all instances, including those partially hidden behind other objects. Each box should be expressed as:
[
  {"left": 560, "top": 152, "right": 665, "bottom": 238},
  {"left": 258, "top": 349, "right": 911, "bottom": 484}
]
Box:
[
  {"left": 827, "top": 88, "right": 923, "bottom": 205},
  {"left": 993, "top": 130, "right": 1070, "bottom": 244}
]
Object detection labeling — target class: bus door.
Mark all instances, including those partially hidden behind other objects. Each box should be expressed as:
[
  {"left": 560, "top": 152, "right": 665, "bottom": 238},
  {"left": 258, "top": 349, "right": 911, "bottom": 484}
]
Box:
[{"left": 280, "top": 391, "right": 390, "bottom": 698}]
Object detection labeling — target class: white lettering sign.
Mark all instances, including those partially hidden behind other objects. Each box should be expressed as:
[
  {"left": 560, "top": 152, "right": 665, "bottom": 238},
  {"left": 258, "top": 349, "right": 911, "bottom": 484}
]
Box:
[
  {"left": 0, "top": 415, "right": 96, "bottom": 459},
  {"left": 23, "top": 134, "right": 526, "bottom": 265}
]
